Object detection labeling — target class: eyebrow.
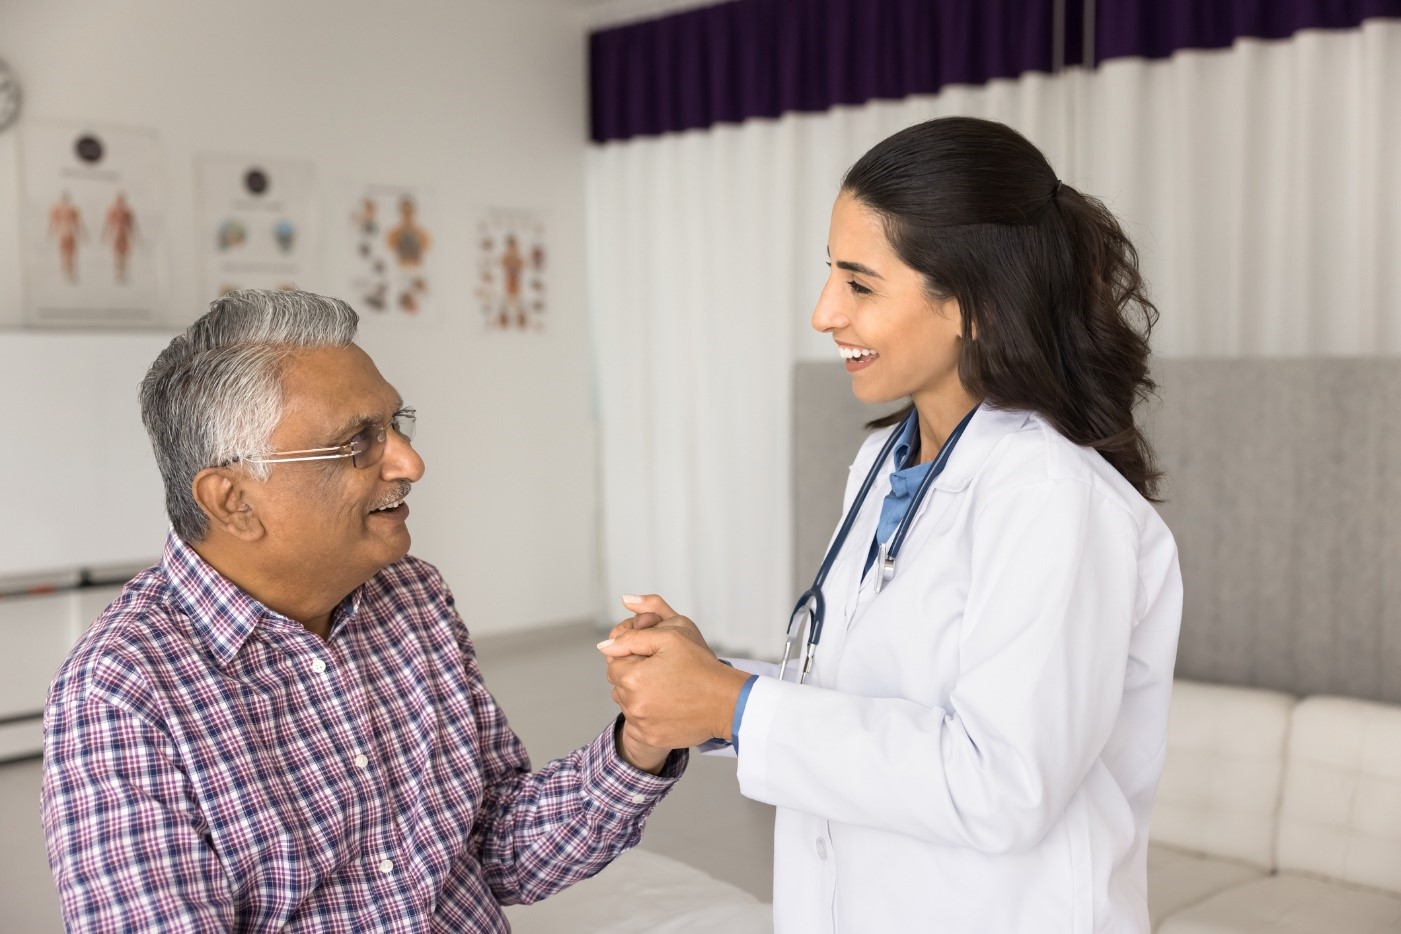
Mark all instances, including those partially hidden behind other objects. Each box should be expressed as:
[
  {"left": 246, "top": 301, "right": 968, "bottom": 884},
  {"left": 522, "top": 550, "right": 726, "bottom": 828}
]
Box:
[
  {"left": 835, "top": 260, "right": 884, "bottom": 279},
  {"left": 825, "top": 247, "right": 884, "bottom": 280},
  {"left": 327, "top": 394, "right": 405, "bottom": 442}
]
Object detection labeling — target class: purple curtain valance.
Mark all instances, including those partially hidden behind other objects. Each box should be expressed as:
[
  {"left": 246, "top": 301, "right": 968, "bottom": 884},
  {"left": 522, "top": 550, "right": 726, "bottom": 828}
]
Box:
[
  {"left": 1096, "top": 0, "right": 1401, "bottom": 62},
  {"left": 589, "top": 0, "right": 1401, "bottom": 145},
  {"left": 589, "top": 0, "right": 1062, "bottom": 145}
]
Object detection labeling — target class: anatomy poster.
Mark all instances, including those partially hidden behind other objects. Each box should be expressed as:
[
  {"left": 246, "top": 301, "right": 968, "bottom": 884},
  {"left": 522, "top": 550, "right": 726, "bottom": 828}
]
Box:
[
  {"left": 195, "top": 155, "right": 317, "bottom": 301},
  {"left": 475, "top": 207, "right": 547, "bottom": 332},
  {"left": 16, "top": 121, "right": 167, "bottom": 327},
  {"left": 342, "top": 183, "right": 434, "bottom": 319}
]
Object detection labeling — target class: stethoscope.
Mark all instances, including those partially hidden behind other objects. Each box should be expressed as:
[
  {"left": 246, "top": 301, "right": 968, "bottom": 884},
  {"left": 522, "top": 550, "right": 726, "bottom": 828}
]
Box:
[{"left": 779, "top": 404, "right": 979, "bottom": 684}]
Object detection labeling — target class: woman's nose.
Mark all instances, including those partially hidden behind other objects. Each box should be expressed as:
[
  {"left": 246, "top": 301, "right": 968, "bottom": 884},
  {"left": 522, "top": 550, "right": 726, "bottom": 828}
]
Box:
[{"left": 811, "top": 279, "right": 849, "bottom": 333}]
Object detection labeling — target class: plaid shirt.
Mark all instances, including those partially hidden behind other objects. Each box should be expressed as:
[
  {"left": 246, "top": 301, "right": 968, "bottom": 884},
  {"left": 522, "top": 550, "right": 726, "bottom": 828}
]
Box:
[{"left": 42, "top": 533, "right": 685, "bottom": 932}]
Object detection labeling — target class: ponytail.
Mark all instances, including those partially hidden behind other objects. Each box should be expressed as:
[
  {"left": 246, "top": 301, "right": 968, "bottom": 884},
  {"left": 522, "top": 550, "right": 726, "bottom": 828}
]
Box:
[{"left": 1038, "top": 183, "right": 1161, "bottom": 499}]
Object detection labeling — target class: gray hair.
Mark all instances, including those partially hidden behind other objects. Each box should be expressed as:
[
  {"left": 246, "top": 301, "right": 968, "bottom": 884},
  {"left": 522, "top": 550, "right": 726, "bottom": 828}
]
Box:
[{"left": 139, "top": 289, "right": 360, "bottom": 542}]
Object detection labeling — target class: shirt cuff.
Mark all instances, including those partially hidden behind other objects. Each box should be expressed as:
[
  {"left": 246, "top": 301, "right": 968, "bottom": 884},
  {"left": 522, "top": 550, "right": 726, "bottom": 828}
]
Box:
[
  {"left": 730, "top": 674, "right": 759, "bottom": 754},
  {"left": 589, "top": 715, "right": 687, "bottom": 814}
]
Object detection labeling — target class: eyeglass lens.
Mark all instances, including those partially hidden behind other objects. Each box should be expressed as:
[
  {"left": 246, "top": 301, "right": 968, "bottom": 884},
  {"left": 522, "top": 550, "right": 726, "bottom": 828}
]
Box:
[{"left": 349, "top": 411, "right": 417, "bottom": 469}]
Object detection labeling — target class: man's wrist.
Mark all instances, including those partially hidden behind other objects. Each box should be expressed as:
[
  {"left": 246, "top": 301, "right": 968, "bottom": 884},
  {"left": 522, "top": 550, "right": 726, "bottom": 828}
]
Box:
[{"left": 614, "top": 715, "right": 669, "bottom": 774}]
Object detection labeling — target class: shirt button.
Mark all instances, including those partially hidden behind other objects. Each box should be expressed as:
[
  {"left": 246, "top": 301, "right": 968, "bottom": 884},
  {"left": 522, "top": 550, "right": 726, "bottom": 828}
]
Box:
[
  {"left": 354, "top": 754, "right": 369, "bottom": 769},
  {"left": 311, "top": 659, "right": 327, "bottom": 674},
  {"left": 630, "top": 793, "right": 646, "bottom": 804},
  {"left": 378, "top": 858, "right": 394, "bottom": 874},
  {"left": 816, "top": 838, "right": 828, "bottom": 860}
]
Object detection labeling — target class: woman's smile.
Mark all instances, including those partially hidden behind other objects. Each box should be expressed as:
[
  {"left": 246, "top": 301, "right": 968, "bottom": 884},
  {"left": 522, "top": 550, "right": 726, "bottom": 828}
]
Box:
[{"left": 837, "top": 340, "right": 880, "bottom": 372}]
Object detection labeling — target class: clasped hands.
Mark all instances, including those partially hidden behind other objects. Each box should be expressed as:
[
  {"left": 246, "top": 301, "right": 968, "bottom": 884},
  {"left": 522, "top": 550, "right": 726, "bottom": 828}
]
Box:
[{"left": 598, "top": 594, "right": 751, "bottom": 773}]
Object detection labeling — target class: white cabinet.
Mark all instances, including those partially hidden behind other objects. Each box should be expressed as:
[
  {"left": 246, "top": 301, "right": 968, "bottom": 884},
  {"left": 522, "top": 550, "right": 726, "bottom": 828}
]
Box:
[
  {"left": 0, "top": 594, "right": 74, "bottom": 721},
  {"left": 0, "top": 585, "right": 123, "bottom": 761},
  {"left": 0, "top": 720, "right": 44, "bottom": 762}
]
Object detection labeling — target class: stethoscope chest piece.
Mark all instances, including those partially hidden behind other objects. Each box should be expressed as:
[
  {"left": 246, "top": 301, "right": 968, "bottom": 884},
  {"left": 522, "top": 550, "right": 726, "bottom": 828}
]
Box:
[{"left": 874, "top": 543, "right": 896, "bottom": 594}]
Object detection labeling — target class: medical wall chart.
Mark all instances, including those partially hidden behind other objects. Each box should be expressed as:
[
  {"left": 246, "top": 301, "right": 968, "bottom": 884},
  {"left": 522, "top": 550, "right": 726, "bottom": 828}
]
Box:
[
  {"left": 195, "top": 155, "right": 318, "bottom": 301},
  {"left": 474, "top": 206, "right": 547, "bottom": 332},
  {"left": 15, "top": 121, "right": 168, "bottom": 327},
  {"left": 340, "top": 182, "right": 435, "bottom": 321}
]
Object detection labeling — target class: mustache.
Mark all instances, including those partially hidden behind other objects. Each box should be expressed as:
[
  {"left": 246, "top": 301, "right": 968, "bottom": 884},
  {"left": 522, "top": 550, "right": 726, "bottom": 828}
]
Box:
[{"left": 370, "top": 481, "right": 413, "bottom": 512}]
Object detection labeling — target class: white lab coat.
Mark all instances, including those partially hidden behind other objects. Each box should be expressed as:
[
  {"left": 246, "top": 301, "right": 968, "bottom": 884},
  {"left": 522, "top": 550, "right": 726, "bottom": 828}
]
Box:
[{"left": 735, "top": 405, "right": 1182, "bottom": 933}]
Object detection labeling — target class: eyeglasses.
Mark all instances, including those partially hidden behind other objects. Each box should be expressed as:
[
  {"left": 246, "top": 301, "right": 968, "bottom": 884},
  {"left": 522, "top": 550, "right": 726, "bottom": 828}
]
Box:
[{"left": 227, "top": 408, "right": 417, "bottom": 470}]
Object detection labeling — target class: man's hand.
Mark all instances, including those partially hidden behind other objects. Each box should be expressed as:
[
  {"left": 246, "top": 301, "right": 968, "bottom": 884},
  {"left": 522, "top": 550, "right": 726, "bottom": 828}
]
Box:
[{"left": 598, "top": 627, "right": 750, "bottom": 750}]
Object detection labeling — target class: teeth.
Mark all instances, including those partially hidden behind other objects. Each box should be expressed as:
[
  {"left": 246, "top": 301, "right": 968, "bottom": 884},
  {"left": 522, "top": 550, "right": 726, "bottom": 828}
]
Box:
[
  {"left": 373, "top": 497, "right": 405, "bottom": 512},
  {"left": 838, "top": 345, "right": 878, "bottom": 360}
]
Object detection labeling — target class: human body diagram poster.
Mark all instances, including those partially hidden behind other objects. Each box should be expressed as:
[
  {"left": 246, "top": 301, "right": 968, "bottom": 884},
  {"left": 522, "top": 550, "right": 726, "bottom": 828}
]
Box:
[
  {"left": 342, "top": 183, "right": 435, "bottom": 320},
  {"left": 475, "top": 207, "right": 547, "bottom": 331},
  {"left": 195, "top": 155, "right": 317, "bottom": 301},
  {"left": 17, "top": 121, "right": 167, "bottom": 327}
]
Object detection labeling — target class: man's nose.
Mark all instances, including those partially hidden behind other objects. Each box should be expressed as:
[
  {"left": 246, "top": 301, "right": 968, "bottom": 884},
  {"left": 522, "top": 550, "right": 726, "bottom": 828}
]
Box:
[{"left": 382, "top": 429, "right": 425, "bottom": 482}]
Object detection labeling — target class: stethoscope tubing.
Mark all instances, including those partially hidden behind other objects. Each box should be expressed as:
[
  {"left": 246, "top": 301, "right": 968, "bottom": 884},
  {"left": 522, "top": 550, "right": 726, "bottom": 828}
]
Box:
[{"left": 780, "top": 404, "right": 979, "bottom": 684}]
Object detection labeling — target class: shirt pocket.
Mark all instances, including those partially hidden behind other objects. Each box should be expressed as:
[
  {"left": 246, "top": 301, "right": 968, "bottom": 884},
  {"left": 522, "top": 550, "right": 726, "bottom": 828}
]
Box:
[{"left": 195, "top": 675, "right": 371, "bottom": 890}]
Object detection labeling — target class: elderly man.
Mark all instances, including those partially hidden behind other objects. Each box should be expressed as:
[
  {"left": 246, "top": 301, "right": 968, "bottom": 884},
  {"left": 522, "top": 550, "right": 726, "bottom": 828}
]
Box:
[{"left": 42, "top": 290, "right": 684, "bottom": 932}]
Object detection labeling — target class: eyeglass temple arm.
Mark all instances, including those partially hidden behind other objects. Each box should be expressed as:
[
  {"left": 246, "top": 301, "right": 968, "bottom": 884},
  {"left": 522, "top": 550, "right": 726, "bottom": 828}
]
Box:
[{"left": 240, "top": 450, "right": 355, "bottom": 464}]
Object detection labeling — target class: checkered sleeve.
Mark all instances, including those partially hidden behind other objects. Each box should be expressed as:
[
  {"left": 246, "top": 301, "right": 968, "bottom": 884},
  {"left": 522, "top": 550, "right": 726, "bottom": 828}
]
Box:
[
  {"left": 439, "top": 588, "right": 688, "bottom": 906},
  {"left": 42, "top": 653, "right": 235, "bottom": 933}
]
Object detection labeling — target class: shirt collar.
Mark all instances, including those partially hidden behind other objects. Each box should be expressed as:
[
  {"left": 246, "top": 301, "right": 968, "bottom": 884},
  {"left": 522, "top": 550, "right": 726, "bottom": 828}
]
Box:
[
  {"left": 161, "top": 531, "right": 266, "bottom": 668},
  {"left": 160, "top": 530, "right": 366, "bottom": 668},
  {"left": 891, "top": 413, "right": 921, "bottom": 471}
]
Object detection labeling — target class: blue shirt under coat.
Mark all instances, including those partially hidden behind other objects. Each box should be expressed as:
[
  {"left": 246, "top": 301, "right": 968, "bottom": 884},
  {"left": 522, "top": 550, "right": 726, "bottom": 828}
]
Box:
[{"left": 864, "top": 415, "right": 932, "bottom": 576}]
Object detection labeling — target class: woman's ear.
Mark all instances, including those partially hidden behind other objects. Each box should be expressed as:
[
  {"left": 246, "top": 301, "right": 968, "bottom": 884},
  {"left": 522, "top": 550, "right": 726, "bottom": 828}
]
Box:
[
  {"left": 937, "top": 294, "right": 972, "bottom": 341},
  {"left": 191, "top": 468, "right": 265, "bottom": 542},
  {"left": 957, "top": 300, "right": 976, "bottom": 341}
]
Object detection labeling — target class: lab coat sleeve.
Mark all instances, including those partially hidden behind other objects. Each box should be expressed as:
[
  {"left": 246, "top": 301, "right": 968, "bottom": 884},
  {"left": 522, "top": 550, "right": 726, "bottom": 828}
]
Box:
[
  {"left": 699, "top": 658, "right": 779, "bottom": 758},
  {"left": 734, "top": 478, "right": 1140, "bottom": 854}
]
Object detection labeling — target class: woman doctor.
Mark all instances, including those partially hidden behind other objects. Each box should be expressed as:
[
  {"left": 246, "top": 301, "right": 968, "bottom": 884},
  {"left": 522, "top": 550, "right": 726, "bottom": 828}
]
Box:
[{"left": 600, "top": 116, "right": 1183, "bottom": 933}]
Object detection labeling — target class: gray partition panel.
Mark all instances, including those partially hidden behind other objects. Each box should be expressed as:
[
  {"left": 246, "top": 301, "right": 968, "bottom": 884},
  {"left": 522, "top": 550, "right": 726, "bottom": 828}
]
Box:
[
  {"left": 791, "top": 364, "right": 897, "bottom": 598},
  {"left": 792, "top": 358, "right": 1401, "bottom": 703}
]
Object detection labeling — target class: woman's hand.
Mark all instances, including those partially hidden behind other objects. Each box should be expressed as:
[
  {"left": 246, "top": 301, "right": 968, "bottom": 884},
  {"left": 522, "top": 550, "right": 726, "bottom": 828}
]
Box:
[
  {"left": 602, "top": 593, "right": 739, "bottom": 754},
  {"left": 612, "top": 594, "right": 713, "bottom": 654},
  {"left": 599, "top": 626, "right": 749, "bottom": 750}
]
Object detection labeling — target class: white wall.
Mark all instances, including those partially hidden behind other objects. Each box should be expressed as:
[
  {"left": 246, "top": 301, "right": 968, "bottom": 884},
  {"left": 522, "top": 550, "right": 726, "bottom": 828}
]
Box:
[{"left": 0, "top": 0, "right": 600, "bottom": 636}]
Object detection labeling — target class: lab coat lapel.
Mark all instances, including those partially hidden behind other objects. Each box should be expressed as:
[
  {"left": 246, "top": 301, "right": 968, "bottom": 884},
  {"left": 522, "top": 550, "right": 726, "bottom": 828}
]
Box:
[
  {"left": 812, "top": 407, "right": 1030, "bottom": 685},
  {"left": 843, "top": 406, "right": 1033, "bottom": 639},
  {"left": 929, "top": 405, "right": 1032, "bottom": 493}
]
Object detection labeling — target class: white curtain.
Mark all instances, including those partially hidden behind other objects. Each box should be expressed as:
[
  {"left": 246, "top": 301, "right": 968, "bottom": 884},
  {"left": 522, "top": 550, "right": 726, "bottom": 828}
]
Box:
[{"left": 586, "top": 20, "right": 1401, "bottom": 655}]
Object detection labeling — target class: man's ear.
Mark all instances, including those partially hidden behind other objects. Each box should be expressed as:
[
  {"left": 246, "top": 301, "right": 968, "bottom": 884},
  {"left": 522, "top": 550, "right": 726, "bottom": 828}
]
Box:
[{"left": 191, "top": 468, "right": 265, "bottom": 542}]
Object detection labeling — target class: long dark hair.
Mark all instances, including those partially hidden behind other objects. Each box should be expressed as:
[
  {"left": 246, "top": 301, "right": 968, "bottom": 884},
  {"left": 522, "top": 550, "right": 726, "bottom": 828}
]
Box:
[{"left": 842, "top": 116, "right": 1162, "bottom": 500}]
